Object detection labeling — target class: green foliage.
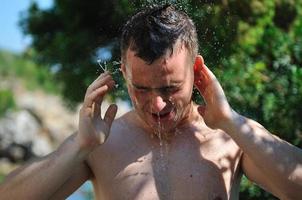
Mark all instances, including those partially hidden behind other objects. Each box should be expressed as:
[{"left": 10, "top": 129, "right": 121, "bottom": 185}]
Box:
[
  {"left": 216, "top": 0, "right": 302, "bottom": 146},
  {"left": 0, "top": 50, "right": 61, "bottom": 94},
  {"left": 0, "top": 172, "right": 5, "bottom": 183},
  {"left": 20, "top": 0, "right": 302, "bottom": 199},
  {"left": 0, "top": 89, "right": 16, "bottom": 117},
  {"left": 19, "top": 0, "right": 136, "bottom": 104},
  {"left": 240, "top": 176, "right": 278, "bottom": 200}
]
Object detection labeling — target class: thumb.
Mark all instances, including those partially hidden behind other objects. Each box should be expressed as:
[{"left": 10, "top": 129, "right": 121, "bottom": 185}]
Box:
[
  {"left": 104, "top": 104, "right": 118, "bottom": 127},
  {"left": 99, "top": 104, "right": 117, "bottom": 143}
]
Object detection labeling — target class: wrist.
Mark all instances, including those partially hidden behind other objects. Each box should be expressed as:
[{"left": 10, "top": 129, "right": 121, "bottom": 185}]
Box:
[
  {"left": 53, "top": 133, "right": 89, "bottom": 164},
  {"left": 72, "top": 132, "right": 94, "bottom": 161},
  {"left": 216, "top": 110, "right": 243, "bottom": 132}
]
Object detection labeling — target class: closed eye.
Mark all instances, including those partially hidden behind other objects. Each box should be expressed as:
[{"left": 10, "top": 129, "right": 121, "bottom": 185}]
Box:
[
  {"left": 132, "top": 85, "right": 150, "bottom": 92},
  {"left": 136, "top": 88, "right": 148, "bottom": 92},
  {"left": 159, "top": 86, "right": 180, "bottom": 94},
  {"left": 132, "top": 83, "right": 181, "bottom": 94}
]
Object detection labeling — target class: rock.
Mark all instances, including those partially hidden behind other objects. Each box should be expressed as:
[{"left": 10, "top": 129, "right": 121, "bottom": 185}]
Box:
[
  {"left": 0, "top": 84, "right": 130, "bottom": 165},
  {"left": 14, "top": 90, "right": 78, "bottom": 143},
  {"left": 0, "top": 110, "right": 53, "bottom": 162}
]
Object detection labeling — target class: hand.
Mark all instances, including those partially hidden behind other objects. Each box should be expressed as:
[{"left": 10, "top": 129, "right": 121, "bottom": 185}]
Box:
[
  {"left": 76, "top": 72, "right": 118, "bottom": 153},
  {"left": 194, "top": 56, "right": 233, "bottom": 130}
]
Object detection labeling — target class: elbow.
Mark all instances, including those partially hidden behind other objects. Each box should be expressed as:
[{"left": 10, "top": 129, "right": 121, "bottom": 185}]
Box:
[
  {"left": 270, "top": 175, "right": 302, "bottom": 200},
  {"left": 282, "top": 193, "right": 302, "bottom": 200},
  {"left": 278, "top": 181, "right": 302, "bottom": 200},
  {"left": 278, "top": 165, "right": 302, "bottom": 199}
]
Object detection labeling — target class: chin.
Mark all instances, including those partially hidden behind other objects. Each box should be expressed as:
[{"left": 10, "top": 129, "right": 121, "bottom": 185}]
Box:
[{"left": 147, "top": 116, "right": 180, "bottom": 133}]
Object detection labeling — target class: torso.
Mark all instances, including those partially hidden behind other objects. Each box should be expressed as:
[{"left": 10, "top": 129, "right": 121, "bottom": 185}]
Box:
[{"left": 87, "top": 108, "right": 243, "bottom": 200}]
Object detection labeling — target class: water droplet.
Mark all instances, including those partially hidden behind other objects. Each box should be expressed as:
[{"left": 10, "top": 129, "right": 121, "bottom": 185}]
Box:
[
  {"left": 97, "top": 59, "right": 107, "bottom": 72},
  {"left": 112, "top": 61, "right": 121, "bottom": 65},
  {"left": 156, "top": 112, "right": 163, "bottom": 147}
]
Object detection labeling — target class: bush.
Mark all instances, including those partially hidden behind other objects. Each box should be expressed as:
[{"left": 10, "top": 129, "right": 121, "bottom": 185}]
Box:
[{"left": 0, "top": 89, "right": 16, "bottom": 117}]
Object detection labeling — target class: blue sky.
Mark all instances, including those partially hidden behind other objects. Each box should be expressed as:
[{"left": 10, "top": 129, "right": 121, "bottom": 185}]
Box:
[{"left": 0, "top": 0, "right": 53, "bottom": 53}]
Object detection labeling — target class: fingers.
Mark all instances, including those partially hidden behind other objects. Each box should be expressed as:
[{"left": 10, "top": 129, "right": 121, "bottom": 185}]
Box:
[
  {"left": 83, "top": 72, "right": 116, "bottom": 109},
  {"left": 104, "top": 104, "right": 118, "bottom": 128},
  {"left": 86, "top": 72, "right": 115, "bottom": 97},
  {"left": 193, "top": 56, "right": 228, "bottom": 107},
  {"left": 83, "top": 85, "right": 109, "bottom": 109},
  {"left": 93, "top": 102, "right": 101, "bottom": 118}
]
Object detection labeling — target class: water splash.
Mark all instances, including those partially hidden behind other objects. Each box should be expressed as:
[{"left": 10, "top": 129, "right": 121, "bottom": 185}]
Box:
[
  {"left": 174, "top": 128, "right": 182, "bottom": 136},
  {"left": 156, "top": 112, "right": 163, "bottom": 147},
  {"left": 96, "top": 59, "right": 121, "bottom": 75},
  {"left": 97, "top": 59, "right": 107, "bottom": 72},
  {"left": 154, "top": 110, "right": 171, "bottom": 199},
  {"left": 96, "top": 59, "right": 122, "bottom": 89}
]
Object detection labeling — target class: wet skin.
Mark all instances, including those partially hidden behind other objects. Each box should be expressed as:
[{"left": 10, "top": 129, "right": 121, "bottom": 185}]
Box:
[
  {"left": 85, "top": 45, "right": 243, "bottom": 199},
  {"left": 123, "top": 45, "right": 195, "bottom": 135},
  {"left": 88, "top": 109, "right": 242, "bottom": 200}
]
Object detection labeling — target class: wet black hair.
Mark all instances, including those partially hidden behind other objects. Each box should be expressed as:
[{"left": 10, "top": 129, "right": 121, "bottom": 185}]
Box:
[{"left": 121, "top": 4, "right": 198, "bottom": 64}]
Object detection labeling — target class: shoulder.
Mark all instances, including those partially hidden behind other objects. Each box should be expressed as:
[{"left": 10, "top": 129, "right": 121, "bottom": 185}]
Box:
[
  {"left": 87, "top": 110, "right": 137, "bottom": 159},
  {"left": 110, "top": 110, "right": 138, "bottom": 140},
  {"left": 197, "top": 125, "right": 243, "bottom": 163}
]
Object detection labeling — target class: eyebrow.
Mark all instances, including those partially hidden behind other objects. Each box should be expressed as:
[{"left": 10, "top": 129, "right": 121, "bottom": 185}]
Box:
[{"left": 131, "top": 82, "right": 182, "bottom": 90}]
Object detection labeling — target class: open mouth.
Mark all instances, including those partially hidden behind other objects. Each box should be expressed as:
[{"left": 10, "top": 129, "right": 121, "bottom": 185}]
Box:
[{"left": 151, "top": 110, "right": 173, "bottom": 121}]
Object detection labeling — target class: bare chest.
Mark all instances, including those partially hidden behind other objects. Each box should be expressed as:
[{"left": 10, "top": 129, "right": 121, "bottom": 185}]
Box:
[{"left": 89, "top": 132, "right": 242, "bottom": 200}]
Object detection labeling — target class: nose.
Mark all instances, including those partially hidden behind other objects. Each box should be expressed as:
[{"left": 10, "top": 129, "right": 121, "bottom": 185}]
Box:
[{"left": 151, "top": 95, "right": 167, "bottom": 113}]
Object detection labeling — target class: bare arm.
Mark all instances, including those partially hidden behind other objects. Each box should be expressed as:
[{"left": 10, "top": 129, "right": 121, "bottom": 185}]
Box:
[
  {"left": 193, "top": 55, "right": 302, "bottom": 199},
  {"left": 222, "top": 112, "right": 302, "bottom": 199},
  {"left": 50, "top": 154, "right": 93, "bottom": 200},
  {"left": 0, "top": 134, "right": 90, "bottom": 200},
  {"left": 0, "top": 72, "right": 117, "bottom": 200}
]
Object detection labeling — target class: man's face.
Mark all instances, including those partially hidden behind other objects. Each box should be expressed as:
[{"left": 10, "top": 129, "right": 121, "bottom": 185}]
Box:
[{"left": 123, "top": 45, "right": 195, "bottom": 133}]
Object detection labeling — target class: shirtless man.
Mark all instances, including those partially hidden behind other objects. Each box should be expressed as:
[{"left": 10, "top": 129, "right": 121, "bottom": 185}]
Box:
[{"left": 1, "top": 4, "right": 302, "bottom": 200}]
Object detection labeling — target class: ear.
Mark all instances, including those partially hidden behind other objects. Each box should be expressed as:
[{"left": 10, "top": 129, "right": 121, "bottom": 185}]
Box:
[
  {"left": 193, "top": 55, "right": 204, "bottom": 72},
  {"left": 193, "top": 55, "right": 206, "bottom": 84},
  {"left": 121, "top": 62, "right": 127, "bottom": 79}
]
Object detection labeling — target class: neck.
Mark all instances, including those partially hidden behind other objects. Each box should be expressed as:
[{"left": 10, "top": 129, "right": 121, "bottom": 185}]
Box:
[{"left": 177, "top": 101, "right": 198, "bottom": 128}]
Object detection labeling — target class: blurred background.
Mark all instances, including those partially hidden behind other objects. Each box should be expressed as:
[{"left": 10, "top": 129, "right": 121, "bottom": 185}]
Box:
[{"left": 0, "top": 0, "right": 301, "bottom": 199}]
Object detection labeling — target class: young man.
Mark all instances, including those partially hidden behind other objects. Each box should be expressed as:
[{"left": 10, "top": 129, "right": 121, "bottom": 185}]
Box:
[{"left": 1, "top": 4, "right": 302, "bottom": 200}]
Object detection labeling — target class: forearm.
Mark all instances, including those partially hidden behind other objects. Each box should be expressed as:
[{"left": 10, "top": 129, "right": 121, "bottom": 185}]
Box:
[
  {"left": 221, "top": 111, "right": 302, "bottom": 186},
  {"left": 0, "top": 134, "right": 87, "bottom": 200}
]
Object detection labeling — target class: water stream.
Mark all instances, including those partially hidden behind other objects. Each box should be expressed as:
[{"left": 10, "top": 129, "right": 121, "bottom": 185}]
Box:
[{"left": 155, "top": 111, "right": 171, "bottom": 199}]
